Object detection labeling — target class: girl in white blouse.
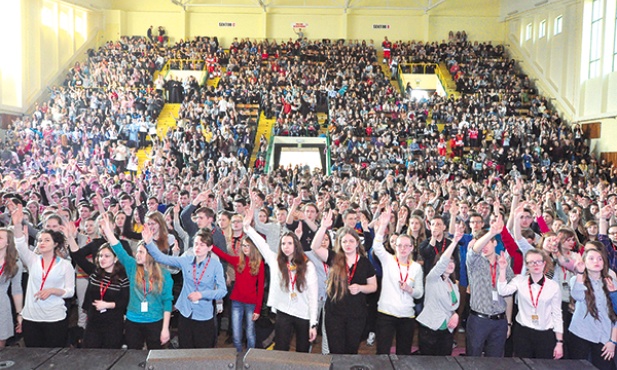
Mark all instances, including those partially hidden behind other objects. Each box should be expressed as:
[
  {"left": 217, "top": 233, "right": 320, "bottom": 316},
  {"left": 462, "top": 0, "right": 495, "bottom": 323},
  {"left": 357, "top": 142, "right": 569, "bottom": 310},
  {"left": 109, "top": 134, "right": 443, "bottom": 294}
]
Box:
[
  {"left": 243, "top": 208, "right": 318, "bottom": 352},
  {"left": 10, "top": 202, "right": 75, "bottom": 348},
  {"left": 497, "top": 249, "right": 563, "bottom": 359}
]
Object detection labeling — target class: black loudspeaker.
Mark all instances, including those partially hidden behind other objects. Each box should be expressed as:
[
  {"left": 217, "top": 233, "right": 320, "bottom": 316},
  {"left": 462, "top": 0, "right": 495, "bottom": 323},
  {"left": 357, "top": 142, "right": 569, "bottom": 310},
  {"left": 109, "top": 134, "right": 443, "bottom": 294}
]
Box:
[
  {"left": 455, "top": 356, "right": 529, "bottom": 370},
  {"left": 390, "top": 355, "right": 460, "bottom": 370},
  {"left": 146, "top": 348, "right": 238, "bottom": 369},
  {"left": 242, "top": 348, "right": 331, "bottom": 369},
  {"left": 331, "top": 354, "right": 394, "bottom": 370},
  {"left": 521, "top": 358, "right": 597, "bottom": 370},
  {"left": 0, "top": 347, "right": 60, "bottom": 369}
]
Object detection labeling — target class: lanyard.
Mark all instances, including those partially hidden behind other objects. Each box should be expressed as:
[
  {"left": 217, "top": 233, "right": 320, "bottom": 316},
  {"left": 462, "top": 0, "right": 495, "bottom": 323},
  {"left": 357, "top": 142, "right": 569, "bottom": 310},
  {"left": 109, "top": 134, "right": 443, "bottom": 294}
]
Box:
[
  {"left": 432, "top": 238, "right": 447, "bottom": 256},
  {"left": 347, "top": 253, "right": 360, "bottom": 285},
  {"left": 490, "top": 261, "right": 497, "bottom": 287},
  {"left": 323, "top": 262, "right": 329, "bottom": 276},
  {"left": 100, "top": 278, "right": 112, "bottom": 300},
  {"left": 528, "top": 278, "right": 545, "bottom": 310},
  {"left": 395, "top": 256, "right": 410, "bottom": 283},
  {"left": 287, "top": 262, "right": 298, "bottom": 292},
  {"left": 232, "top": 233, "right": 244, "bottom": 255},
  {"left": 142, "top": 273, "right": 153, "bottom": 299},
  {"left": 193, "top": 256, "right": 211, "bottom": 291},
  {"left": 0, "top": 262, "right": 5, "bottom": 277},
  {"left": 561, "top": 266, "right": 567, "bottom": 281},
  {"left": 40, "top": 257, "right": 56, "bottom": 291}
]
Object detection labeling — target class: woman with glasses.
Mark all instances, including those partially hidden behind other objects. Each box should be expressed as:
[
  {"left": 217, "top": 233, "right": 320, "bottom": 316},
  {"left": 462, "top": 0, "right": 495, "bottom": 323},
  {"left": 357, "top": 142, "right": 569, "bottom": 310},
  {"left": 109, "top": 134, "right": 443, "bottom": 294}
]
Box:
[
  {"left": 497, "top": 249, "right": 563, "bottom": 359},
  {"left": 372, "top": 208, "right": 424, "bottom": 355}
]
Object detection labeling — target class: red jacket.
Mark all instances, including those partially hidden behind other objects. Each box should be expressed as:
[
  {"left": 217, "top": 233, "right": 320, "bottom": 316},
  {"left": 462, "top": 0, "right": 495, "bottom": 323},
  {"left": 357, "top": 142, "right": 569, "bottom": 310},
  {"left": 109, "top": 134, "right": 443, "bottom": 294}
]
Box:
[{"left": 212, "top": 246, "right": 265, "bottom": 314}]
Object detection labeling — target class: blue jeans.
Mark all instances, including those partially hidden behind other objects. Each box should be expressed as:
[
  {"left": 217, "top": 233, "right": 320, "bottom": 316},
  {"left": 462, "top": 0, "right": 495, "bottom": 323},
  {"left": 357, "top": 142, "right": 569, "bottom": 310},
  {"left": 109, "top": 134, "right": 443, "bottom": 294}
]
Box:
[{"left": 231, "top": 300, "right": 256, "bottom": 352}]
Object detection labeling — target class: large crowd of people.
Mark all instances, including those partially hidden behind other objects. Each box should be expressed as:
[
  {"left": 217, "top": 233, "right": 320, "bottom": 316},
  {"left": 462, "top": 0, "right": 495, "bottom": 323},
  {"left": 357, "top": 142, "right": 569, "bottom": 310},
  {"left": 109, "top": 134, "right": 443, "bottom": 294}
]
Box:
[{"left": 2, "top": 29, "right": 617, "bottom": 369}]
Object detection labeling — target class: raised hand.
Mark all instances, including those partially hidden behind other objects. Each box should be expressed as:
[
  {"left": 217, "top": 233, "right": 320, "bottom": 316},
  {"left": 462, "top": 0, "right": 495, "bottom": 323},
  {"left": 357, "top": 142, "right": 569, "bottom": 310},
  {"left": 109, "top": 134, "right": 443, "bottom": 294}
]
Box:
[
  {"left": 321, "top": 209, "right": 334, "bottom": 229},
  {"left": 490, "top": 214, "right": 504, "bottom": 236},
  {"left": 378, "top": 207, "right": 392, "bottom": 234},
  {"left": 294, "top": 222, "right": 303, "bottom": 239},
  {"left": 243, "top": 208, "right": 254, "bottom": 229},
  {"left": 497, "top": 251, "right": 508, "bottom": 270}
]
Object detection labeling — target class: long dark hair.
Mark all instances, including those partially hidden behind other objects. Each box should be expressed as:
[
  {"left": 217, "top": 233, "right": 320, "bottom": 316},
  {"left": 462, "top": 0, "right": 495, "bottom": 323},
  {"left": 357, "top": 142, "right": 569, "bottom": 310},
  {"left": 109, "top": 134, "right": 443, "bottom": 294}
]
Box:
[
  {"left": 327, "top": 227, "right": 363, "bottom": 302},
  {"left": 276, "top": 231, "right": 307, "bottom": 292},
  {"left": 94, "top": 243, "right": 126, "bottom": 283},
  {"left": 581, "top": 247, "right": 617, "bottom": 323},
  {"left": 0, "top": 228, "right": 19, "bottom": 281}
]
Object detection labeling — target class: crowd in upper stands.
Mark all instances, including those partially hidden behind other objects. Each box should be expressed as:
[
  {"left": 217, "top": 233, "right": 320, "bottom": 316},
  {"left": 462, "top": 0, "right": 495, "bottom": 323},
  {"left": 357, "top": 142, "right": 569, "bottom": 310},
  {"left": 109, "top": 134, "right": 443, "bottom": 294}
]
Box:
[{"left": 3, "top": 29, "right": 617, "bottom": 369}]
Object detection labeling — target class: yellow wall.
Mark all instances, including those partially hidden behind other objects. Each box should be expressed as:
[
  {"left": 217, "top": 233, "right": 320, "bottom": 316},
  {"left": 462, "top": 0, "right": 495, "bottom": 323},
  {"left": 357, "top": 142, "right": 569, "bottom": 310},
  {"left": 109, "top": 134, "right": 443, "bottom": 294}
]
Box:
[
  {"left": 1, "top": 0, "right": 103, "bottom": 113},
  {"left": 104, "top": 0, "right": 505, "bottom": 45}
]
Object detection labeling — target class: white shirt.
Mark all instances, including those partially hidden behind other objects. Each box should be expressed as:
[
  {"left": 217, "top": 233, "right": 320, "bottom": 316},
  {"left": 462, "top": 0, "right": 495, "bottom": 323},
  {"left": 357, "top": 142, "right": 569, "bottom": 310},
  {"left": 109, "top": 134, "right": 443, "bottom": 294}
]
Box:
[
  {"left": 498, "top": 274, "right": 563, "bottom": 333},
  {"left": 246, "top": 227, "right": 318, "bottom": 326},
  {"left": 373, "top": 238, "right": 424, "bottom": 318},
  {"left": 15, "top": 236, "right": 75, "bottom": 322}
]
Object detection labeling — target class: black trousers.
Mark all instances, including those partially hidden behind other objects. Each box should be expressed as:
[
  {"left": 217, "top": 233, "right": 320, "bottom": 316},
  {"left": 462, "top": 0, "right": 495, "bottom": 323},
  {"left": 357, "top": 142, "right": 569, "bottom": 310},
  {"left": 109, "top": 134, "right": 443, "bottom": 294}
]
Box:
[
  {"left": 178, "top": 315, "right": 215, "bottom": 349},
  {"left": 418, "top": 323, "right": 454, "bottom": 356},
  {"left": 568, "top": 332, "right": 616, "bottom": 370},
  {"left": 83, "top": 316, "right": 124, "bottom": 349},
  {"left": 125, "top": 319, "right": 163, "bottom": 350},
  {"left": 22, "top": 318, "right": 68, "bottom": 348},
  {"left": 326, "top": 311, "right": 366, "bottom": 354},
  {"left": 512, "top": 323, "right": 555, "bottom": 359},
  {"left": 274, "top": 310, "right": 310, "bottom": 352},
  {"left": 376, "top": 312, "right": 415, "bottom": 355}
]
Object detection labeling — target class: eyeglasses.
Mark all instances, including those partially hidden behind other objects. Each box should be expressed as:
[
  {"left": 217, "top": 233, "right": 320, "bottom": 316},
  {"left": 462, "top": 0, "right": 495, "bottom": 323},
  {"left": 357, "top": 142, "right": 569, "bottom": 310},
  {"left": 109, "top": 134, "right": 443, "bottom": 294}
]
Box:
[{"left": 526, "top": 260, "right": 544, "bottom": 266}]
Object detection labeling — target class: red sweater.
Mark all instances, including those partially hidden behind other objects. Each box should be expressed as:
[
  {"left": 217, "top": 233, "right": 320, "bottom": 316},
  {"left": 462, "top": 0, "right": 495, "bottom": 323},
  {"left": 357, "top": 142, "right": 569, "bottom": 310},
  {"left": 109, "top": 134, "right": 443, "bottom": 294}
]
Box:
[{"left": 212, "top": 246, "right": 265, "bottom": 315}]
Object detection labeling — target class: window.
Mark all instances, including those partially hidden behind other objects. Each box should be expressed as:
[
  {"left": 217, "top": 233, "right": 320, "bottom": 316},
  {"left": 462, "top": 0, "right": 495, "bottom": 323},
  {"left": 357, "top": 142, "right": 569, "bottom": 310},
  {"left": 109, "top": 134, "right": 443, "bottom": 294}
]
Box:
[
  {"left": 614, "top": 13, "right": 617, "bottom": 71},
  {"left": 554, "top": 15, "right": 563, "bottom": 35},
  {"left": 539, "top": 19, "right": 546, "bottom": 38},
  {"left": 589, "top": 0, "right": 603, "bottom": 78},
  {"left": 526, "top": 23, "right": 533, "bottom": 40}
]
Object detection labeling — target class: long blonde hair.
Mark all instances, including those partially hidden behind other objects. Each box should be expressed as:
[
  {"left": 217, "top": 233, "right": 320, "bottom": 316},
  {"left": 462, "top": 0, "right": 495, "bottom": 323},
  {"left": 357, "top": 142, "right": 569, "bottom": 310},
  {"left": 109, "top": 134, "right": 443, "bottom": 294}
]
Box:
[
  {"left": 146, "top": 211, "right": 170, "bottom": 254},
  {"left": 237, "top": 236, "right": 263, "bottom": 276},
  {"left": 134, "top": 242, "right": 164, "bottom": 293}
]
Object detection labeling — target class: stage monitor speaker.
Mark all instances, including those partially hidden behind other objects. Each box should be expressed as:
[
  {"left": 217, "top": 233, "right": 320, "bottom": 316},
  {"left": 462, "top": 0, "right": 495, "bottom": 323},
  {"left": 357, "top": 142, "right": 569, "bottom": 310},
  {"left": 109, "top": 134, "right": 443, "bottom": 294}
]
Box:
[
  {"left": 455, "top": 356, "right": 529, "bottom": 370},
  {"left": 242, "top": 348, "right": 331, "bottom": 369},
  {"left": 0, "top": 347, "right": 60, "bottom": 369},
  {"left": 522, "top": 358, "right": 597, "bottom": 370},
  {"left": 146, "top": 348, "right": 237, "bottom": 369},
  {"left": 390, "top": 355, "right": 460, "bottom": 370},
  {"left": 331, "top": 354, "right": 394, "bottom": 370}
]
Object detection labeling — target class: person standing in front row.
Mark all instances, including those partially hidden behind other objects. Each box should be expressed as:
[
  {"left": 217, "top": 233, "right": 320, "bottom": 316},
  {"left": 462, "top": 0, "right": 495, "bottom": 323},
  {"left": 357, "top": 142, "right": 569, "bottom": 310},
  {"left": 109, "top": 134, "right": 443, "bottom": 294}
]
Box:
[
  {"left": 568, "top": 248, "right": 617, "bottom": 370},
  {"left": 99, "top": 213, "right": 173, "bottom": 350},
  {"left": 466, "top": 216, "right": 514, "bottom": 357},
  {"left": 142, "top": 223, "right": 227, "bottom": 349},
  {"left": 10, "top": 202, "right": 74, "bottom": 348},
  {"left": 243, "top": 208, "right": 318, "bottom": 353},
  {"left": 497, "top": 249, "right": 563, "bottom": 359},
  {"left": 311, "top": 210, "right": 377, "bottom": 354},
  {"left": 372, "top": 208, "right": 424, "bottom": 355}
]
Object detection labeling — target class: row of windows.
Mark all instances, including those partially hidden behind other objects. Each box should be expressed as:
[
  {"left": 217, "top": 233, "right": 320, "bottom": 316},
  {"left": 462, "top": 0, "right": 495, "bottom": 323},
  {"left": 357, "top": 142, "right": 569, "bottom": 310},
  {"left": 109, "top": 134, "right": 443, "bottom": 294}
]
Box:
[
  {"left": 525, "top": 15, "right": 562, "bottom": 41},
  {"left": 588, "top": 0, "right": 617, "bottom": 78}
]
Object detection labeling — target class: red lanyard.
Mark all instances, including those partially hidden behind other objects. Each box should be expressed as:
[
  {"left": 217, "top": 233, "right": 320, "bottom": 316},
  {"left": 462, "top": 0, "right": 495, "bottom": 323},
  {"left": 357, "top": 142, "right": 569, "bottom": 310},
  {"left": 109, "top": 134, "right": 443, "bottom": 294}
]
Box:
[
  {"left": 561, "top": 266, "right": 567, "bottom": 281},
  {"left": 0, "top": 262, "right": 5, "bottom": 277},
  {"left": 395, "top": 256, "right": 410, "bottom": 283},
  {"left": 142, "top": 274, "right": 153, "bottom": 298},
  {"left": 347, "top": 253, "right": 360, "bottom": 285},
  {"left": 100, "top": 279, "right": 112, "bottom": 300},
  {"left": 528, "top": 278, "right": 545, "bottom": 310},
  {"left": 490, "top": 261, "right": 497, "bottom": 287},
  {"left": 432, "top": 238, "right": 447, "bottom": 256},
  {"left": 323, "top": 262, "right": 329, "bottom": 276},
  {"left": 287, "top": 262, "right": 298, "bottom": 292},
  {"left": 193, "top": 257, "right": 211, "bottom": 291},
  {"left": 40, "top": 257, "right": 56, "bottom": 291},
  {"left": 232, "top": 234, "right": 244, "bottom": 255}
]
